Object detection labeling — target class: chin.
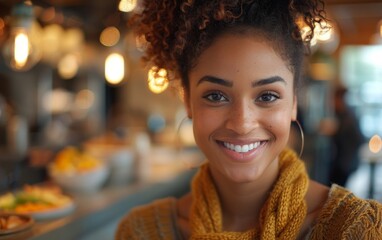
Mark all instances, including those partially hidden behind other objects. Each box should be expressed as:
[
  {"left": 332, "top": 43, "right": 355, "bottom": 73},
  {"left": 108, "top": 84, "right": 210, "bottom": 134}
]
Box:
[{"left": 223, "top": 165, "right": 264, "bottom": 183}]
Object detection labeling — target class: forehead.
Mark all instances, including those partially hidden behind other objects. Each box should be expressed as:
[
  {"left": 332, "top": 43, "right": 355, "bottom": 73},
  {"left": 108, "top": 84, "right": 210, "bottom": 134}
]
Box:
[{"left": 190, "top": 34, "right": 293, "bottom": 84}]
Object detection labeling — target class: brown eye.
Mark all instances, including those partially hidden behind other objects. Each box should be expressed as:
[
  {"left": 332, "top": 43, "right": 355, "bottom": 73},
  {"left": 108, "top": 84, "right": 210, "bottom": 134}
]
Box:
[
  {"left": 256, "top": 91, "right": 280, "bottom": 103},
  {"left": 204, "top": 91, "right": 228, "bottom": 103}
]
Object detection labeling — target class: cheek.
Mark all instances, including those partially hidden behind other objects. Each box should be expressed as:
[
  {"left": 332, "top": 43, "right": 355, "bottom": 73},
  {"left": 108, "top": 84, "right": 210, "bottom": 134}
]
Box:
[
  {"left": 191, "top": 106, "right": 223, "bottom": 142},
  {"left": 265, "top": 108, "right": 293, "bottom": 139},
  {"left": 192, "top": 111, "right": 212, "bottom": 135}
]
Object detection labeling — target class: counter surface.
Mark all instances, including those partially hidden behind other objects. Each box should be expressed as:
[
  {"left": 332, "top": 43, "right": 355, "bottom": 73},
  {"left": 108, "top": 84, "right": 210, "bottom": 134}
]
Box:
[{"left": 1, "top": 169, "right": 195, "bottom": 240}]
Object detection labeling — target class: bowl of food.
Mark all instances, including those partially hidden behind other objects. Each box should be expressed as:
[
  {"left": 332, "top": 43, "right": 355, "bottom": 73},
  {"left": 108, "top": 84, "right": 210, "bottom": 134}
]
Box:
[
  {"left": 48, "top": 146, "right": 109, "bottom": 192},
  {"left": 83, "top": 134, "right": 135, "bottom": 185}
]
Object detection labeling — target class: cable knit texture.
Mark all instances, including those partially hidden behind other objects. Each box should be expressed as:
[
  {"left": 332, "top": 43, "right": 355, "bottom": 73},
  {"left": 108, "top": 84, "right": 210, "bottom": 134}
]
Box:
[
  {"left": 115, "top": 149, "right": 382, "bottom": 240},
  {"left": 307, "top": 184, "right": 382, "bottom": 239},
  {"left": 189, "top": 148, "right": 308, "bottom": 239},
  {"left": 115, "top": 197, "right": 181, "bottom": 240}
]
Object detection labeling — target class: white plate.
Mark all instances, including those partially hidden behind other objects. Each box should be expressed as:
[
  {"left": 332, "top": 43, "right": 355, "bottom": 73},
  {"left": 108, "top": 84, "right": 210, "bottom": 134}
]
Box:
[
  {"left": 19, "top": 201, "right": 75, "bottom": 220},
  {"left": 1, "top": 198, "right": 76, "bottom": 221},
  {"left": 0, "top": 213, "right": 34, "bottom": 235},
  {"left": 0, "top": 186, "right": 75, "bottom": 220}
]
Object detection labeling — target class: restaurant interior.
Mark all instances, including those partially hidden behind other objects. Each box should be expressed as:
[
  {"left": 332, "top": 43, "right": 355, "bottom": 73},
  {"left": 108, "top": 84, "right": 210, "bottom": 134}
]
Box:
[{"left": 0, "top": 0, "right": 382, "bottom": 239}]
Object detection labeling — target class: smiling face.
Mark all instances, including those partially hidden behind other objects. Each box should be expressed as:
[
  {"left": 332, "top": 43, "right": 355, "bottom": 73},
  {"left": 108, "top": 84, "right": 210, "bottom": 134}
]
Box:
[{"left": 185, "top": 33, "right": 297, "bottom": 183}]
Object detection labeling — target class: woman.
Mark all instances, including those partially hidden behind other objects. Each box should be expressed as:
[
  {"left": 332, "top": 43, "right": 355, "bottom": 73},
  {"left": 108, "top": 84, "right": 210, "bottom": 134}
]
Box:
[{"left": 116, "top": 0, "right": 382, "bottom": 239}]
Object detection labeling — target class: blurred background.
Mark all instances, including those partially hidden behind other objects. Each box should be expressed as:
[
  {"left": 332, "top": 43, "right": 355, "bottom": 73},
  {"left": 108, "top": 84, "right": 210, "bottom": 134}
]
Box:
[{"left": 0, "top": 0, "right": 381, "bottom": 200}]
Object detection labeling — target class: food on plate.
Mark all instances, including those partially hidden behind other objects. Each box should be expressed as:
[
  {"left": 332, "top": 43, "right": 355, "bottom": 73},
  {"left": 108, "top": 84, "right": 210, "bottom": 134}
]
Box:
[
  {"left": 0, "top": 185, "right": 72, "bottom": 214},
  {"left": 0, "top": 215, "right": 29, "bottom": 230},
  {"left": 50, "top": 146, "right": 103, "bottom": 174}
]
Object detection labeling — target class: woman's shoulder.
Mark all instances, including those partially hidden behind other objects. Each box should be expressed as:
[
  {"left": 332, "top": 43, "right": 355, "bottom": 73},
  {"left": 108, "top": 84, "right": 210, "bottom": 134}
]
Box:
[
  {"left": 323, "top": 184, "right": 382, "bottom": 218},
  {"left": 115, "top": 197, "right": 179, "bottom": 240},
  {"left": 308, "top": 184, "right": 382, "bottom": 239}
]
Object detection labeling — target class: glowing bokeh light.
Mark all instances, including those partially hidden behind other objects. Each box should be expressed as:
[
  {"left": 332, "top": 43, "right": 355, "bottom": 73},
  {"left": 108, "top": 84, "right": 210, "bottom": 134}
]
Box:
[
  {"left": 58, "top": 54, "right": 79, "bottom": 79},
  {"left": 369, "top": 135, "right": 382, "bottom": 154},
  {"left": 105, "top": 53, "right": 125, "bottom": 84},
  {"left": 100, "top": 26, "right": 120, "bottom": 47},
  {"left": 148, "top": 66, "right": 169, "bottom": 94},
  {"left": 118, "top": 0, "right": 137, "bottom": 12}
]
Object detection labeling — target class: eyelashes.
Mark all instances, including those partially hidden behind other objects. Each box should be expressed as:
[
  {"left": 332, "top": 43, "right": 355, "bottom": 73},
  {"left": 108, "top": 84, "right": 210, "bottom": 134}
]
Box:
[
  {"left": 203, "top": 90, "right": 280, "bottom": 104},
  {"left": 256, "top": 91, "right": 280, "bottom": 103},
  {"left": 203, "top": 91, "right": 228, "bottom": 103}
]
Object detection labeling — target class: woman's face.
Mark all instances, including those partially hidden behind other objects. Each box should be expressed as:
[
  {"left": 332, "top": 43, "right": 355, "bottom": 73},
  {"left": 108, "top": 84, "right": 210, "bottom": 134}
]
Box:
[{"left": 185, "top": 34, "right": 297, "bottom": 183}]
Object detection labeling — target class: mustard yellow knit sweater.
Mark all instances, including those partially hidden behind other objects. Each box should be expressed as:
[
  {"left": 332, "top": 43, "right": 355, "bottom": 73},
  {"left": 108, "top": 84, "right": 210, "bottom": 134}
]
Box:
[{"left": 116, "top": 152, "right": 382, "bottom": 239}]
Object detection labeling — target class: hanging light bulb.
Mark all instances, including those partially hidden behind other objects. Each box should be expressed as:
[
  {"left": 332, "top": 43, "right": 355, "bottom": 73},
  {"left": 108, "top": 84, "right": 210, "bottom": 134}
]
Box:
[
  {"left": 118, "top": 0, "right": 137, "bottom": 13},
  {"left": 148, "top": 66, "right": 169, "bottom": 94},
  {"left": 105, "top": 53, "right": 125, "bottom": 85},
  {"left": 2, "top": 1, "right": 41, "bottom": 71}
]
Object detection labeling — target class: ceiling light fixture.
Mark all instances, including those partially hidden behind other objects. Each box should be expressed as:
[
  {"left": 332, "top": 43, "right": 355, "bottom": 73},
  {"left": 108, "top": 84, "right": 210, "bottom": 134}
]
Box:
[{"left": 2, "top": 1, "right": 41, "bottom": 71}]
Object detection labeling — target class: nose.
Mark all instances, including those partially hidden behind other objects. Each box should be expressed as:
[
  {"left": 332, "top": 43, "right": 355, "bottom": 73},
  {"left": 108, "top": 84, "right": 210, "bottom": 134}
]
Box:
[{"left": 225, "top": 100, "right": 257, "bottom": 135}]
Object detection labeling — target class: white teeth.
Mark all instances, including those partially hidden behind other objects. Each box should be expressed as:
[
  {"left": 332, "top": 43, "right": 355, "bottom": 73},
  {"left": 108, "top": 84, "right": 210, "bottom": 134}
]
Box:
[
  {"left": 242, "top": 145, "right": 249, "bottom": 152},
  {"left": 223, "top": 141, "right": 261, "bottom": 153},
  {"left": 234, "top": 145, "right": 242, "bottom": 152}
]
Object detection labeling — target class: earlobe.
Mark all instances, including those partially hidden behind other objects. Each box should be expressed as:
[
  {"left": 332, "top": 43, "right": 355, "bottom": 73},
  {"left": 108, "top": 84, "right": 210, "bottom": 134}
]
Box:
[
  {"left": 292, "top": 95, "right": 298, "bottom": 121},
  {"left": 183, "top": 91, "right": 192, "bottom": 119},
  {"left": 186, "top": 105, "right": 192, "bottom": 119},
  {"left": 186, "top": 109, "right": 192, "bottom": 119}
]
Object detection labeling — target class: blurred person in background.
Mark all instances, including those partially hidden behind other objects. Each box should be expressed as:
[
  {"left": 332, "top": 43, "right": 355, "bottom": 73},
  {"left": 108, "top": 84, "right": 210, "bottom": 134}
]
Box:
[
  {"left": 329, "top": 86, "right": 364, "bottom": 187},
  {"left": 116, "top": 0, "right": 382, "bottom": 239}
]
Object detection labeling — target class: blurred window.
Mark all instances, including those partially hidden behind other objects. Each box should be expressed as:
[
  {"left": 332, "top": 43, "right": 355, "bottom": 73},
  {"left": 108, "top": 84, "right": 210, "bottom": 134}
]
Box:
[{"left": 340, "top": 46, "right": 382, "bottom": 138}]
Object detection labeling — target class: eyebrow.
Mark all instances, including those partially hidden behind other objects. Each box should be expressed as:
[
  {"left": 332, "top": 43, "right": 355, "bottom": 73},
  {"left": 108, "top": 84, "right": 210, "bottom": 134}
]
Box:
[
  {"left": 196, "top": 75, "right": 286, "bottom": 88},
  {"left": 252, "top": 76, "right": 286, "bottom": 87},
  {"left": 197, "top": 76, "right": 233, "bottom": 87}
]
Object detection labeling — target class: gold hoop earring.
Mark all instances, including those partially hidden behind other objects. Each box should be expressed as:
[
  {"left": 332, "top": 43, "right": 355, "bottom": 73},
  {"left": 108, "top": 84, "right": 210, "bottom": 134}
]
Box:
[
  {"left": 292, "top": 120, "right": 305, "bottom": 158},
  {"left": 176, "top": 117, "right": 205, "bottom": 168}
]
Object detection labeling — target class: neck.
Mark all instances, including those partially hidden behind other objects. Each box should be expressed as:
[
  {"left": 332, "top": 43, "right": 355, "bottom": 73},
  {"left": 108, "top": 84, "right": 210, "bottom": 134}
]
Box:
[{"left": 210, "top": 158, "right": 279, "bottom": 231}]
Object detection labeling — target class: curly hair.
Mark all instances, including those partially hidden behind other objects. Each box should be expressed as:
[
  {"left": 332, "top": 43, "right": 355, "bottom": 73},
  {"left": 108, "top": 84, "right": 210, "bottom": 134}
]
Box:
[{"left": 130, "top": 0, "right": 327, "bottom": 93}]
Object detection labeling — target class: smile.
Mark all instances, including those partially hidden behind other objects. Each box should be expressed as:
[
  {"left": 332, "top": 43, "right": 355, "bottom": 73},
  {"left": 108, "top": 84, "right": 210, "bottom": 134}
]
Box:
[{"left": 222, "top": 141, "right": 263, "bottom": 153}]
